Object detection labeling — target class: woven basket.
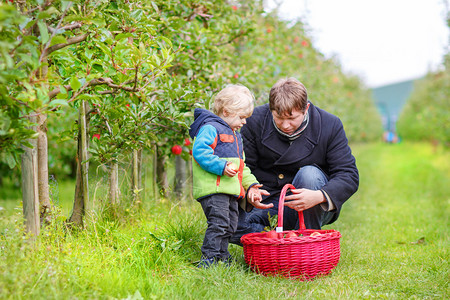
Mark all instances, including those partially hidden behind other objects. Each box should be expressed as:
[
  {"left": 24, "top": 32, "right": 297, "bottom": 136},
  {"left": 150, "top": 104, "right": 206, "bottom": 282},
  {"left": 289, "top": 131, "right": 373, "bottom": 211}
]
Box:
[{"left": 241, "top": 184, "right": 341, "bottom": 280}]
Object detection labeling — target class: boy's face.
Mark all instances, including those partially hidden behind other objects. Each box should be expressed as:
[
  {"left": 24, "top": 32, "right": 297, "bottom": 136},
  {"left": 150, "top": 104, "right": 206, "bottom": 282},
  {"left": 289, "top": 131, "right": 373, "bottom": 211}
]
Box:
[
  {"left": 272, "top": 103, "right": 309, "bottom": 135},
  {"left": 220, "top": 110, "right": 248, "bottom": 131}
]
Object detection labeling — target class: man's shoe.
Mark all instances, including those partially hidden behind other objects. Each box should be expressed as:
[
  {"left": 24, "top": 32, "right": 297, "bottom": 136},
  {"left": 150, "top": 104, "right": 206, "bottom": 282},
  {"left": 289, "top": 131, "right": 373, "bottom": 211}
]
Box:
[{"left": 197, "top": 257, "right": 217, "bottom": 268}]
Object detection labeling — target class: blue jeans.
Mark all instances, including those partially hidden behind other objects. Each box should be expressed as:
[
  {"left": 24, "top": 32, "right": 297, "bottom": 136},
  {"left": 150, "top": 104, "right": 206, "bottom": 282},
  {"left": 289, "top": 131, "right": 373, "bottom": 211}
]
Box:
[
  {"left": 230, "top": 165, "right": 336, "bottom": 245},
  {"left": 199, "top": 194, "right": 239, "bottom": 259}
]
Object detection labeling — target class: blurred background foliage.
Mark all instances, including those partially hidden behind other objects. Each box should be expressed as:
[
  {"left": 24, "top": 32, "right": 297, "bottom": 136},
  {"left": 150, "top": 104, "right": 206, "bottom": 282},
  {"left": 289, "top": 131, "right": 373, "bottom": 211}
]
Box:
[
  {"left": 397, "top": 54, "right": 449, "bottom": 146},
  {"left": 0, "top": 0, "right": 448, "bottom": 187}
]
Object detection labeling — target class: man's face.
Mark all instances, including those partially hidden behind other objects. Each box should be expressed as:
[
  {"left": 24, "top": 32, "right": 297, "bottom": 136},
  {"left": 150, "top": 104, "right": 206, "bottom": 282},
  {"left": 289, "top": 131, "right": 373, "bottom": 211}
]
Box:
[{"left": 271, "top": 104, "right": 309, "bottom": 135}]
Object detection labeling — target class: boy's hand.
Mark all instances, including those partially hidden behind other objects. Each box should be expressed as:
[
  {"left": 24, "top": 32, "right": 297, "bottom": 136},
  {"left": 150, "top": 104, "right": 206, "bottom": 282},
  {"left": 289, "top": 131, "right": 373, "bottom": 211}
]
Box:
[
  {"left": 224, "top": 162, "right": 238, "bottom": 177},
  {"left": 247, "top": 184, "right": 273, "bottom": 209}
]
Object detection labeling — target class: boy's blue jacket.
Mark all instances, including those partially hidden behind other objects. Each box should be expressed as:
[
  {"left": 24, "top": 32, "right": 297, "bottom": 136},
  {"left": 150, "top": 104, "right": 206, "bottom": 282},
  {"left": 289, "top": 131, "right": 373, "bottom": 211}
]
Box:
[{"left": 189, "top": 108, "right": 258, "bottom": 210}]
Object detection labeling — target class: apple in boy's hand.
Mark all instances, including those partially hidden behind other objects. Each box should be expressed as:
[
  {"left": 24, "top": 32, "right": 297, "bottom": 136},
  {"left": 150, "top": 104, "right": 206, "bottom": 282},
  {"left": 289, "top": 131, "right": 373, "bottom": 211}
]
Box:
[{"left": 228, "top": 162, "right": 239, "bottom": 172}]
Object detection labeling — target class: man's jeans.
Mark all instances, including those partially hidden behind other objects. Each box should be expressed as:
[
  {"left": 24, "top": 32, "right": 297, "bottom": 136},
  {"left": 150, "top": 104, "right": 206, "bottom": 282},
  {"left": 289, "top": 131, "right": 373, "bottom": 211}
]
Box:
[
  {"left": 199, "top": 193, "right": 238, "bottom": 259},
  {"left": 230, "top": 165, "right": 336, "bottom": 245}
]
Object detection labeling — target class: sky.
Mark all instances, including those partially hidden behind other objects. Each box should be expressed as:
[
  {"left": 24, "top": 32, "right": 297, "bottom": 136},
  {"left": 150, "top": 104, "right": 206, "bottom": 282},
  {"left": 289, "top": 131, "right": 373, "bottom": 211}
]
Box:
[{"left": 266, "top": 0, "right": 449, "bottom": 88}]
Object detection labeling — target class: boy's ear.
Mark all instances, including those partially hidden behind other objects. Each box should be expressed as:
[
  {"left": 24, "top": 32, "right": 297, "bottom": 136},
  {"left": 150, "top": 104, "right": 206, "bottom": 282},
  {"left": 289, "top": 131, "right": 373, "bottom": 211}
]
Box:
[{"left": 222, "top": 109, "right": 230, "bottom": 117}]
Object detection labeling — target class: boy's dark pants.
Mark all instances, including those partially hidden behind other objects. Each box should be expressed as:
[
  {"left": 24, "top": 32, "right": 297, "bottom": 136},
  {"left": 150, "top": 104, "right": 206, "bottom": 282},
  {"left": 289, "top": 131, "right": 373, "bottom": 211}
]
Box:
[{"left": 199, "top": 193, "right": 239, "bottom": 260}]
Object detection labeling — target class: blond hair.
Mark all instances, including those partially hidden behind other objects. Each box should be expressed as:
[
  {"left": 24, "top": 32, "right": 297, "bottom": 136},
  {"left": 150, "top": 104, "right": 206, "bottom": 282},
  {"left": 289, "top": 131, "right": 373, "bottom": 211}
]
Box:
[
  {"left": 269, "top": 77, "right": 308, "bottom": 115},
  {"left": 213, "top": 84, "right": 255, "bottom": 117}
]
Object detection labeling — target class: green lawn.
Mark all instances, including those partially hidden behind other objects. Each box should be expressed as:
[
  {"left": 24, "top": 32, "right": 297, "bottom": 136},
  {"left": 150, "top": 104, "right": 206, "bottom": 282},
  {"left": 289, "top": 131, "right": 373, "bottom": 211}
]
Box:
[{"left": 0, "top": 142, "right": 448, "bottom": 299}]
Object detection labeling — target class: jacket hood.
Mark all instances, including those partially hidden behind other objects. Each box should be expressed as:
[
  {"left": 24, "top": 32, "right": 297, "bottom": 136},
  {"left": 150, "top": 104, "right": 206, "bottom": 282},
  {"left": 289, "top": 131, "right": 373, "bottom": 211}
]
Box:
[{"left": 189, "top": 108, "right": 229, "bottom": 138}]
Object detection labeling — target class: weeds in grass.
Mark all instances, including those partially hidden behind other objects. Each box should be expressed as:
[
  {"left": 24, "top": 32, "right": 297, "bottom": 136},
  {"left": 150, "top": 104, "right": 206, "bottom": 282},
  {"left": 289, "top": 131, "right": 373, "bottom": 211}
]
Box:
[{"left": 0, "top": 142, "right": 449, "bottom": 299}]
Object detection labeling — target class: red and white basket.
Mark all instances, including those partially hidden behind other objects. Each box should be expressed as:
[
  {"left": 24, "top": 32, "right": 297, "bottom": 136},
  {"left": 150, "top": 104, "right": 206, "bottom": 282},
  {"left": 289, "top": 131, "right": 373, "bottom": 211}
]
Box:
[{"left": 241, "top": 184, "right": 342, "bottom": 280}]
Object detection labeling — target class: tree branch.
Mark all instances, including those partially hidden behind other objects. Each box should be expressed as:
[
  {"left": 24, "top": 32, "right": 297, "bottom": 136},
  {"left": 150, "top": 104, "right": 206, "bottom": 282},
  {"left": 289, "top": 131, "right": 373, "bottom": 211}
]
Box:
[
  {"left": 44, "top": 33, "right": 90, "bottom": 56},
  {"left": 48, "top": 84, "right": 71, "bottom": 99},
  {"left": 214, "top": 30, "right": 248, "bottom": 46},
  {"left": 47, "top": 22, "right": 82, "bottom": 34},
  {"left": 38, "top": 1, "right": 72, "bottom": 64}
]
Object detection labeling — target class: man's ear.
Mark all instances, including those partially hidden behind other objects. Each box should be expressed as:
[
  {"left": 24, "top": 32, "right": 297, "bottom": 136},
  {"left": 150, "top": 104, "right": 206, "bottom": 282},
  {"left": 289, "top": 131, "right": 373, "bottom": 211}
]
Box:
[{"left": 305, "top": 103, "right": 310, "bottom": 113}]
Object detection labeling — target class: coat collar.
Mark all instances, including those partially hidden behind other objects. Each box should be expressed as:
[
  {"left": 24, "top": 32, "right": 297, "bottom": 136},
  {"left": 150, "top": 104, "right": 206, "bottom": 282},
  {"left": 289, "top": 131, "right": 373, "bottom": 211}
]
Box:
[{"left": 260, "top": 102, "right": 322, "bottom": 166}]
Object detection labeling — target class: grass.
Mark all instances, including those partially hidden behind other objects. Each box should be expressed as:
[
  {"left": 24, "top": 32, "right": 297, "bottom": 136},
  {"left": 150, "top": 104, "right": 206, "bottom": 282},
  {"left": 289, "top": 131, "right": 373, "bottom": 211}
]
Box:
[{"left": 0, "top": 142, "right": 449, "bottom": 299}]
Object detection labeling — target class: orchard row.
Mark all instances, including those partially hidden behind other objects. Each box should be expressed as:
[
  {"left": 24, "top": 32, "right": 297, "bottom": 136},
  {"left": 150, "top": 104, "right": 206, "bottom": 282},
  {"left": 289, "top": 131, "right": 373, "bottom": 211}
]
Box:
[{"left": 0, "top": 1, "right": 382, "bottom": 235}]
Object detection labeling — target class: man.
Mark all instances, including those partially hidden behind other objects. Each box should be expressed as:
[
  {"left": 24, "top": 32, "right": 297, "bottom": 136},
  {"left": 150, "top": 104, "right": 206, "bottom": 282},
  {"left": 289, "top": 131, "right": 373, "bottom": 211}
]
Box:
[{"left": 231, "top": 77, "right": 359, "bottom": 244}]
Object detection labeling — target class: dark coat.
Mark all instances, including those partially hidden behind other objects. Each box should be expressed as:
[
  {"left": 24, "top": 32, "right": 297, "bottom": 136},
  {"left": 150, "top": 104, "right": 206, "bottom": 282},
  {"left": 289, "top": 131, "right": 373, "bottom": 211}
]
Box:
[{"left": 241, "top": 102, "right": 359, "bottom": 222}]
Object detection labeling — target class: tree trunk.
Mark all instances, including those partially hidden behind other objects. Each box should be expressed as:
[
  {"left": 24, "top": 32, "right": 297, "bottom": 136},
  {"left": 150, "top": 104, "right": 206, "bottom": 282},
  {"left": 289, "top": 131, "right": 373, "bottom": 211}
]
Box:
[
  {"left": 131, "top": 149, "right": 142, "bottom": 202},
  {"left": 68, "top": 152, "right": 84, "bottom": 226},
  {"left": 188, "top": 158, "right": 193, "bottom": 199},
  {"left": 37, "top": 113, "right": 51, "bottom": 223},
  {"left": 109, "top": 162, "right": 120, "bottom": 204},
  {"left": 67, "top": 101, "right": 89, "bottom": 227},
  {"left": 152, "top": 146, "right": 158, "bottom": 201},
  {"left": 156, "top": 146, "right": 168, "bottom": 198},
  {"left": 174, "top": 155, "right": 186, "bottom": 199},
  {"left": 21, "top": 116, "right": 40, "bottom": 238}
]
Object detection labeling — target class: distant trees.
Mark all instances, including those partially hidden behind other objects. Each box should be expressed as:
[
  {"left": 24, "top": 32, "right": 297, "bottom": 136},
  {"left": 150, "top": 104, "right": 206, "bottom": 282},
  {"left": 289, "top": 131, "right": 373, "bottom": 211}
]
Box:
[
  {"left": 0, "top": 0, "right": 383, "bottom": 236},
  {"left": 397, "top": 54, "right": 449, "bottom": 147}
]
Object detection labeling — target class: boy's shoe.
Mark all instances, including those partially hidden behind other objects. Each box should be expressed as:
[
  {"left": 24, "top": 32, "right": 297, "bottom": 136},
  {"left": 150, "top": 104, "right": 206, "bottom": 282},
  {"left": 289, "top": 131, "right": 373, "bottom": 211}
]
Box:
[{"left": 197, "top": 257, "right": 217, "bottom": 268}]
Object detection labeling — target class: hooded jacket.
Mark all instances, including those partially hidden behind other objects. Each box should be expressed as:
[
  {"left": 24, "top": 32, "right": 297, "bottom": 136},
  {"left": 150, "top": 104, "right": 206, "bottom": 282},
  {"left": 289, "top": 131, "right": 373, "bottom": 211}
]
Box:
[
  {"left": 241, "top": 103, "right": 359, "bottom": 223},
  {"left": 189, "top": 108, "right": 258, "bottom": 207}
]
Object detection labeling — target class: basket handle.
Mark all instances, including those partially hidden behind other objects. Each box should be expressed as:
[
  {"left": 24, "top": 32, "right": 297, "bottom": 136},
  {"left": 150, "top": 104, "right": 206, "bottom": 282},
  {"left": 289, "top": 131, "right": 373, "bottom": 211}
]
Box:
[{"left": 276, "top": 184, "right": 306, "bottom": 233}]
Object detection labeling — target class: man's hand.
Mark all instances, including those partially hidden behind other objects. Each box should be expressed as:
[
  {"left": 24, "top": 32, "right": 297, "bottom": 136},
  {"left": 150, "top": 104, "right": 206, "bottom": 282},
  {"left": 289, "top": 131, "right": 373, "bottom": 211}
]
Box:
[
  {"left": 284, "top": 188, "right": 326, "bottom": 211},
  {"left": 247, "top": 184, "right": 273, "bottom": 209}
]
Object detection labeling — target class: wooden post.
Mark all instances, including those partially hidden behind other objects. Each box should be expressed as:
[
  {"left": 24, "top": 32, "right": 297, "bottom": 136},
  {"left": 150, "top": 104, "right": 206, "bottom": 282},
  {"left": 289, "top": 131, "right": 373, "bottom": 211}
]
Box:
[
  {"left": 156, "top": 146, "right": 168, "bottom": 198},
  {"left": 174, "top": 155, "right": 186, "bottom": 199},
  {"left": 21, "top": 116, "right": 40, "bottom": 238},
  {"left": 37, "top": 113, "right": 51, "bottom": 223},
  {"left": 79, "top": 101, "right": 89, "bottom": 211},
  {"left": 109, "top": 162, "right": 120, "bottom": 204},
  {"left": 131, "top": 149, "right": 143, "bottom": 202},
  {"left": 152, "top": 146, "right": 158, "bottom": 201},
  {"left": 131, "top": 149, "right": 139, "bottom": 201}
]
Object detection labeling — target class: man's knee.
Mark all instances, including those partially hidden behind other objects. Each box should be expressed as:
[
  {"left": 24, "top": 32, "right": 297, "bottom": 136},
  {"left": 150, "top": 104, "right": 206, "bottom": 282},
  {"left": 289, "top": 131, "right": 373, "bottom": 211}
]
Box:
[{"left": 293, "top": 165, "right": 328, "bottom": 190}]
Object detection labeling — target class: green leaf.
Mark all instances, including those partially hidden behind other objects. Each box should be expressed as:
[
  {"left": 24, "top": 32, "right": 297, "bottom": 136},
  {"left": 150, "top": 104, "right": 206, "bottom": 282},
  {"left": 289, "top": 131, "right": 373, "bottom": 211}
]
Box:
[
  {"left": 70, "top": 76, "right": 81, "bottom": 91},
  {"left": 37, "top": 11, "right": 51, "bottom": 20},
  {"left": 45, "top": 6, "right": 59, "bottom": 15},
  {"left": 61, "top": 1, "right": 73, "bottom": 11},
  {"left": 48, "top": 99, "right": 69, "bottom": 107},
  {"left": 150, "top": 2, "right": 160, "bottom": 14},
  {"left": 115, "top": 33, "right": 132, "bottom": 41},
  {"left": 37, "top": 21, "right": 49, "bottom": 44},
  {"left": 112, "top": 124, "right": 119, "bottom": 136},
  {"left": 90, "top": 18, "right": 106, "bottom": 27},
  {"left": 159, "top": 36, "right": 173, "bottom": 48},
  {"left": 139, "top": 42, "right": 147, "bottom": 56},
  {"left": 50, "top": 35, "right": 68, "bottom": 47},
  {"left": 5, "top": 152, "right": 16, "bottom": 169}
]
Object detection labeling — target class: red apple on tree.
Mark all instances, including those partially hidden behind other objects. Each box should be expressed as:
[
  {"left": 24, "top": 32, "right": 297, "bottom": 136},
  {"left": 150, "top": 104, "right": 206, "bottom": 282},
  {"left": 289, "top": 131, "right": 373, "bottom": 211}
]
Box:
[
  {"left": 171, "top": 145, "right": 182, "bottom": 155},
  {"left": 184, "top": 138, "right": 191, "bottom": 146}
]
